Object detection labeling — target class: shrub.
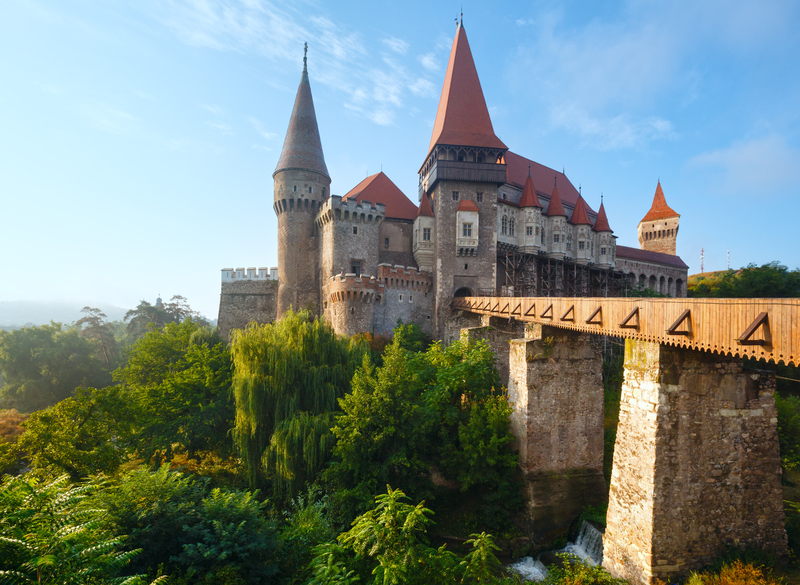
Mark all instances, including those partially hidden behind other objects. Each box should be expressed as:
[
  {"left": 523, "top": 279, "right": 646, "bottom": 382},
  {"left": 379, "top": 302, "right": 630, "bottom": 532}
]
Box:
[{"left": 686, "top": 560, "right": 780, "bottom": 585}]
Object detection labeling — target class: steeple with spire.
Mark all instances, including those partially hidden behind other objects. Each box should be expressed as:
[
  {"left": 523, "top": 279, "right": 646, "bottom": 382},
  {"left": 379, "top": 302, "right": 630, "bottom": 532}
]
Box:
[{"left": 273, "top": 44, "right": 331, "bottom": 318}]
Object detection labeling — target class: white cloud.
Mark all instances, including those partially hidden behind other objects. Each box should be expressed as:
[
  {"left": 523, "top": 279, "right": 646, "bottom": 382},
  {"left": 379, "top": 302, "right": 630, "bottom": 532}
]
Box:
[
  {"left": 248, "top": 116, "right": 277, "bottom": 139},
  {"left": 382, "top": 36, "right": 408, "bottom": 54},
  {"left": 208, "top": 121, "right": 233, "bottom": 134},
  {"left": 688, "top": 135, "right": 800, "bottom": 196},
  {"left": 408, "top": 78, "right": 436, "bottom": 98},
  {"left": 516, "top": 18, "right": 535, "bottom": 26},
  {"left": 200, "top": 104, "right": 225, "bottom": 116},
  {"left": 417, "top": 52, "right": 439, "bottom": 72}
]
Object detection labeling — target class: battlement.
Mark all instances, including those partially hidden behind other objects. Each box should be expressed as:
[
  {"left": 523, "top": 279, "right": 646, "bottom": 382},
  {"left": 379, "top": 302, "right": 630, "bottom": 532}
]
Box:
[
  {"left": 377, "top": 263, "right": 433, "bottom": 292},
  {"left": 328, "top": 273, "right": 384, "bottom": 304},
  {"left": 316, "top": 195, "right": 386, "bottom": 226},
  {"left": 221, "top": 267, "right": 278, "bottom": 282}
]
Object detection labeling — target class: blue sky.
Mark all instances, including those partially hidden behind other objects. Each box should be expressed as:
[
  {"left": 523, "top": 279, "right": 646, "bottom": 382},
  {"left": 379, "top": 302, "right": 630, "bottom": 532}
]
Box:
[{"left": 2, "top": 0, "right": 799, "bottom": 319}]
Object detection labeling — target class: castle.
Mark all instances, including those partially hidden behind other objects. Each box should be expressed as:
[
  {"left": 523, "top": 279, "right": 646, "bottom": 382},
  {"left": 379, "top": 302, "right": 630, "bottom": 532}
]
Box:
[{"left": 218, "top": 23, "right": 689, "bottom": 340}]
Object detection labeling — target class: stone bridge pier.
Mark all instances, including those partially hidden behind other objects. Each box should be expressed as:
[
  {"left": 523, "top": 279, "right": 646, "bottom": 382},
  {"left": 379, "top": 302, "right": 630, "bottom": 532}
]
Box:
[
  {"left": 603, "top": 340, "right": 786, "bottom": 584},
  {"left": 506, "top": 324, "right": 606, "bottom": 536}
]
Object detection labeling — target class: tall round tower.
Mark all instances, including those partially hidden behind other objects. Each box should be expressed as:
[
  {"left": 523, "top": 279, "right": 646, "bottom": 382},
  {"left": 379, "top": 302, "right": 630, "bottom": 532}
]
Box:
[{"left": 273, "top": 45, "right": 331, "bottom": 318}]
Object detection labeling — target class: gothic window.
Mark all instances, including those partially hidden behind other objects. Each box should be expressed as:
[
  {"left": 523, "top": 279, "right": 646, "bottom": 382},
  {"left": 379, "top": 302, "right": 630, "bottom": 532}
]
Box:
[
  {"left": 566, "top": 236, "right": 572, "bottom": 251},
  {"left": 553, "top": 234, "right": 560, "bottom": 243},
  {"left": 463, "top": 223, "right": 472, "bottom": 237},
  {"left": 526, "top": 226, "right": 533, "bottom": 236},
  {"left": 452, "top": 191, "right": 459, "bottom": 201},
  {"left": 423, "top": 227, "right": 431, "bottom": 241},
  {"left": 510, "top": 218, "right": 515, "bottom": 236},
  {"left": 477, "top": 192, "right": 483, "bottom": 202},
  {"left": 501, "top": 216, "right": 507, "bottom": 235},
  {"left": 579, "top": 241, "right": 585, "bottom": 250},
  {"left": 353, "top": 226, "right": 358, "bottom": 235},
  {"left": 601, "top": 247, "right": 607, "bottom": 256}
]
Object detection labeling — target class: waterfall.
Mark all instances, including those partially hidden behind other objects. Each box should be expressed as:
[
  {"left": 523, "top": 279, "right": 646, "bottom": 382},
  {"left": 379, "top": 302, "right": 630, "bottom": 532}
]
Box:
[
  {"left": 509, "top": 557, "right": 548, "bottom": 582},
  {"left": 564, "top": 521, "right": 604, "bottom": 565}
]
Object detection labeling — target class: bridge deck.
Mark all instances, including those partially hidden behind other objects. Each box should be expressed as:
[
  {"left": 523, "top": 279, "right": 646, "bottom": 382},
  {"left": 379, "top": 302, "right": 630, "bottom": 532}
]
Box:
[{"left": 453, "top": 296, "right": 800, "bottom": 366}]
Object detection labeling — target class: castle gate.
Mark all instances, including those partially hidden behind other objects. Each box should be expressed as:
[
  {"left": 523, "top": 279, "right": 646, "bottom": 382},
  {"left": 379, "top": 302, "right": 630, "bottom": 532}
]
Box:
[{"left": 453, "top": 296, "right": 799, "bottom": 584}]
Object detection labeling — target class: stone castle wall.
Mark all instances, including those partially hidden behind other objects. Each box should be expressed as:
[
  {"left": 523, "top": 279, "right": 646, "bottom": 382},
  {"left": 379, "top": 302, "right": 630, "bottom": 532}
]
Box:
[
  {"left": 218, "top": 279, "right": 278, "bottom": 339},
  {"left": 379, "top": 219, "right": 416, "bottom": 268},
  {"left": 318, "top": 196, "right": 385, "bottom": 282},
  {"left": 616, "top": 257, "right": 687, "bottom": 297},
  {"left": 373, "top": 264, "right": 434, "bottom": 336},
  {"left": 604, "top": 340, "right": 787, "bottom": 584},
  {"left": 638, "top": 216, "right": 679, "bottom": 256}
]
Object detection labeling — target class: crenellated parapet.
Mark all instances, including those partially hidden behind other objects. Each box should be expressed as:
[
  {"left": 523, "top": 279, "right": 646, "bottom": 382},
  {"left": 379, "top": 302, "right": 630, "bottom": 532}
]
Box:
[
  {"left": 327, "top": 273, "right": 384, "bottom": 304},
  {"left": 315, "top": 195, "right": 386, "bottom": 228},
  {"left": 221, "top": 267, "right": 278, "bottom": 281},
  {"left": 377, "top": 263, "right": 433, "bottom": 293}
]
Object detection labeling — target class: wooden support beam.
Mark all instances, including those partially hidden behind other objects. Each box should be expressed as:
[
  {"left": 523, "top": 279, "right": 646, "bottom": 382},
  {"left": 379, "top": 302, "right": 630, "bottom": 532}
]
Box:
[
  {"left": 541, "top": 304, "right": 554, "bottom": 319},
  {"left": 561, "top": 305, "right": 575, "bottom": 322},
  {"left": 585, "top": 306, "right": 602, "bottom": 325},
  {"left": 512, "top": 302, "right": 522, "bottom": 316},
  {"left": 667, "top": 309, "right": 692, "bottom": 337},
  {"left": 620, "top": 307, "right": 640, "bottom": 329},
  {"left": 737, "top": 312, "right": 770, "bottom": 346}
]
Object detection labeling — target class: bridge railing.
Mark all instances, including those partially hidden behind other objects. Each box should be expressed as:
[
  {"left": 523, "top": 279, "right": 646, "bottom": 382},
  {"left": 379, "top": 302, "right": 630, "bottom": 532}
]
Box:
[{"left": 453, "top": 296, "right": 800, "bottom": 366}]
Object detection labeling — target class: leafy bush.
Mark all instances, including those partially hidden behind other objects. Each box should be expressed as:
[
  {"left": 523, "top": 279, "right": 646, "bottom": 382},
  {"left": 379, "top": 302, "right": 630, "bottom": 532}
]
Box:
[
  {"left": 542, "top": 553, "right": 626, "bottom": 585},
  {"left": 0, "top": 473, "right": 161, "bottom": 585},
  {"left": 279, "top": 486, "right": 336, "bottom": 584},
  {"left": 686, "top": 560, "right": 780, "bottom": 585},
  {"left": 94, "top": 465, "right": 280, "bottom": 583}
]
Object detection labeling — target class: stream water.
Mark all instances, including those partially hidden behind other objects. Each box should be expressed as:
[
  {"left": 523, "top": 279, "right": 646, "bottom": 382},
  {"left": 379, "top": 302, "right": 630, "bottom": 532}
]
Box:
[{"left": 509, "top": 521, "right": 604, "bottom": 582}]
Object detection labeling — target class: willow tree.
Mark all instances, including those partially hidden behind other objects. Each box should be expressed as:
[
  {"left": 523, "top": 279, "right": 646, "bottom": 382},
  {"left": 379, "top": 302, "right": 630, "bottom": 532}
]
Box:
[{"left": 231, "top": 310, "right": 366, "bottom": 495}]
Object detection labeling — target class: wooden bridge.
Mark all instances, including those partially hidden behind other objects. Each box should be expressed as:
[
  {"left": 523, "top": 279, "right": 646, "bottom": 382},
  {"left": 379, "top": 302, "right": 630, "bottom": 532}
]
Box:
[{"left": 452, "top": 296, "right": 800, "bottom": 366}]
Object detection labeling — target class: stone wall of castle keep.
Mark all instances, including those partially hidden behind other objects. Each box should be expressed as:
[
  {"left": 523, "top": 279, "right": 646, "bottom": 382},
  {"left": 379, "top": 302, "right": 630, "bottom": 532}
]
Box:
[
  {"left": 218, "top": 279, "right": 278, "bottom": 339},
  {"left": 506, "top": 324, "right": 606, "bottom": 536},
  {"left": 603, "top": 340, "right": 787, "bottom": 584}
]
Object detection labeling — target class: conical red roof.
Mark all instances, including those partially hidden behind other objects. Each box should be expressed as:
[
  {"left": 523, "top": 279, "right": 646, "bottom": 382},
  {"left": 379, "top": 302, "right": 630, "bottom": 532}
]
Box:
[
  {"left": 274, "top": 60, "right": 329, "bottom": 179},
  {"left": 519, "top": 174, "right": 542, "bottom": 208},
  {"left": 641, "top": 181, "right": 679, "bottom": 222},
  {"left": 592, "top": 202, "right": 613, "bottom": 233},
  {"left": 545, "top": 180, "right": 566, "bottom": 216},
  {"left": 343, "top": 172, "right": 418, "bottom": 220},
  {"left": 417, "top": 193, "right": 434, "bottom": 217},
  {"left": 569, "top": 196, "right": 592, "bottom": 225},
  {"left": 427, "top": 25, "right": 507, "bottom": 155}
]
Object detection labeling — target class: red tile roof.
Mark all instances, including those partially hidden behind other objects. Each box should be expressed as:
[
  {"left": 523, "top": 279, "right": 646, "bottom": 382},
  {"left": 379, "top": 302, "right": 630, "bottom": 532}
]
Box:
[
  {"left": 616, "top": 245, "right": 688, "bottom": 269},
  {"left": 569, "top": 196, "right": 593, "bottom": 225},
  {"left": 457, "top": 199, "right": 480, "bottom": 212},
  {"left": 505, "top": 151, "right": 589, "bottom": 212},
  {"left": 641, "top": 181, "right": 679, "bottom": 222},
  {"left": 592, "top": 202, "right": 612, "bottom": 233},
  {"left": 343, "top": 172, "right": 418, "bottom": 220},
  {"left": 274, "top": 63, "right": 329, "bottom": 179},
  {"left": 417, "top": 192, "right": 434, "bottom": 217},
  {"left": 427, "top": 25, "right": 507, "bottom": 156},
  {"left": 544, "top": 181, "right": 566, "bottom": 217},
  {"left": 518, "top": 174, "right": 543, "bottom": 208}
]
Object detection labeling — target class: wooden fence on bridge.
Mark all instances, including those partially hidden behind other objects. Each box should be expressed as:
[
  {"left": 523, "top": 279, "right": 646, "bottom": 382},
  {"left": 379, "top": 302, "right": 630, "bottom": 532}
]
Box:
[{"left": 452, "top": 296, "right": 800, "bottom": 366}]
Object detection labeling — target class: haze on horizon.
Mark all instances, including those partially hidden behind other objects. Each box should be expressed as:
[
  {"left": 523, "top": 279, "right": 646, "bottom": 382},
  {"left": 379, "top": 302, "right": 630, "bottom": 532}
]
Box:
[{"left": 2, "top": 0, "right": 799, "bottom": 319}]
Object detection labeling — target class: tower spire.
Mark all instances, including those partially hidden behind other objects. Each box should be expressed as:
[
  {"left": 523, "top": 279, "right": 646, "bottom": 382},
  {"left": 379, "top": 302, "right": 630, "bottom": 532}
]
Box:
[{"left": 274, "top": 43, "right": 329, "bottom": 179}]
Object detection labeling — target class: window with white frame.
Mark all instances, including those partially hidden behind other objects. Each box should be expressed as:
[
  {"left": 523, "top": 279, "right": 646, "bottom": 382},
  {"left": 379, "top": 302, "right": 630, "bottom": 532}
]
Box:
[
  {"left": 553, "top": 234, "right": 560, "bottom": 243},
  {"left": 463, "top": 223, "right": 473, "bottom": 237},
  {"left": 501, "top": 216, "right": 507, "bottom": 235},
  {"left": 526, "top": 226, "right": 533, "bottom": 236},
  {"left": 423, "top": 227, "right": 431, "bottom": 241}
]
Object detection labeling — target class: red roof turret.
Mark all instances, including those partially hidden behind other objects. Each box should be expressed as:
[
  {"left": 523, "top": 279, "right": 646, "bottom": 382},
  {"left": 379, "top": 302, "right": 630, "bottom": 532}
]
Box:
[
  {"left": 641, "top": 181, "right": 679, "bottom": 222},
  {"left": 592, "top": 202, "right": 613, "bottom": 233},
  {"left": 569, "top": 196, "right": 593, "bottom": 225},
  {"left": 343, "top": 172, "right": 418, "bottom": 220},
  {"left": 417, "top": 193, "right": 434, "bottom": 218},
  {"left": 427, "top": 24, "right": 507, "bottom": 156},
  {"left": 519, "top": 173, "right": 543, "bottom": 208},
  {"left": 545, "top": 180, "right": 566, "bottom": 217},
  {"left": 274, "top": 50, "right": 329, "bottom": 179}
]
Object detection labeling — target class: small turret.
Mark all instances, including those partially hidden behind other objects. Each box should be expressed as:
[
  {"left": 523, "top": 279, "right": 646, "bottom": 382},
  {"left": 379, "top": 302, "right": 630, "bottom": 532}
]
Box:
[
  {"left": 413, "top": 193, "right": 435, "bottom": 271},
  {"left": 637, "top": 181, "right": 679, "bottom": 255}
]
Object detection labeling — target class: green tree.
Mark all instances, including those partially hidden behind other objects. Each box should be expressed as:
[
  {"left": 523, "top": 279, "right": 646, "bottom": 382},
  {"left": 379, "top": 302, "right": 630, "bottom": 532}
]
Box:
[
  {"left": 330, "top": 335, "right": 519, "bottom": 527},
  {"left": 94, "top": 465, "right": 280, "bottom": 584},
  {"left": 0, "top": 473, "right": 162, "bottom": 585},
  {"left": 18, "top": 386, "right": 134, "bottom": 480},
  {"left": 0, "top": 322, "right": 109, "bottom": 412},
  {"left": 231, "top": 310, "right": 367, "bottom": 496},
  {"left": 689, "top": 262, "right": 800, "bottom": 298},
  {"left": 114, "top": 320, "right": 233, "bottom": 464},
  {"left": 76, "top": 307, "right": 119, "bottom": 368}
]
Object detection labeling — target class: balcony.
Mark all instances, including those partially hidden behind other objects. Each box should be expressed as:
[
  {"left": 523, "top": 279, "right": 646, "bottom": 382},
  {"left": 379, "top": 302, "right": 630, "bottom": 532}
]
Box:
[{"left": 421, "top": 159, "right": 508, "bottom": 194}]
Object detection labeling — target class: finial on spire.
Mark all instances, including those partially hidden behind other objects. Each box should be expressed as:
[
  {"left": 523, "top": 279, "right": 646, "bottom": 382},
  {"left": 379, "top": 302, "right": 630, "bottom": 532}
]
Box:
[
  {"left": 579, "top": 184, "right": 582, "bottom": 195},
  {"left": 303, "top": 42, "right": 308, "bottom": 72},
  {"left": 554, "top": 175, "right": 557, "bottom": 186},
  {"left": 601, "top": 192, "right": 604, "bottom": 203},
  {"left": 461, "top": 6, "right": 463, "bottom": 25},
  {"left": 528, "top": 164, "right": 531, "bottom": 177}
]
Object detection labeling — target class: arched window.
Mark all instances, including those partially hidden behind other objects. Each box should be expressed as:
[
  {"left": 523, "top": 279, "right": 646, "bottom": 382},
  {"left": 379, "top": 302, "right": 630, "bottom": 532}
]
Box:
[
  {"left": 501, "top": 216, "right": 508, "bottom": 235},
  {"left": 510, "top": 217, "right": 515, "bottom": 236}
]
